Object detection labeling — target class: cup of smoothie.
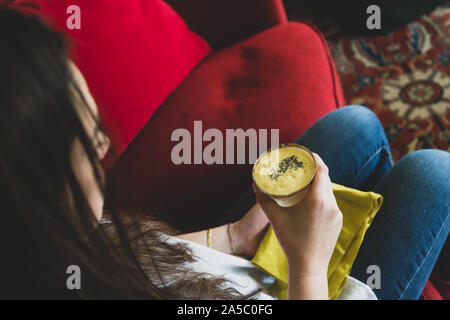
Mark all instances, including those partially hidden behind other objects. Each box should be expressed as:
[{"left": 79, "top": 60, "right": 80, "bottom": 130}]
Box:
[{"left": 252, "top": 143, "right": 316, "bottom": 207}]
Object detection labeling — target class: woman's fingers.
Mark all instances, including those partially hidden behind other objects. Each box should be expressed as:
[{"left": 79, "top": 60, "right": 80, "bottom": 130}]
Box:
[
  {"left": 253, "top": 184, "right": 283, "bottom": 223},
  {"left": 310, "top": 153, "right": 333, "bottom": 197}
]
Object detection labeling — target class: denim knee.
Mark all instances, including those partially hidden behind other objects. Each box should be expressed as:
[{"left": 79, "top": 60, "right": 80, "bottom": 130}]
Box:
[
  {"left": 398, "top": 149, "right": 450, "bottom": 170},
  {"left": 333, "top": 105, "right": 385, "bottom": 140},
  {"left": 394, "top": 149, "right": 450, "bottom": 191}
]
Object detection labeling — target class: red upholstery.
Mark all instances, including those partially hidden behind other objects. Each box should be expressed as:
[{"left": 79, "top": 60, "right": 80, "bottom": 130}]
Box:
[
  {"left": 10, "top": 0, "right": 345, "bottom": 232},
  {"left": 165, "top": 0, "right": 288, "bottom": 50},
  {"left": 107, "top": 22, "right": 345, "bottom": 232},
  {"left": 421, "top": 280, "right": 443, "bottom": 300},
  {"left": 11, "top": 0, "right": 212, "bottom": 156}
]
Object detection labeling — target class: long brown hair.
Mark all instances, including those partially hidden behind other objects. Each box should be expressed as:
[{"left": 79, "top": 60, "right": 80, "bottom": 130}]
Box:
[{"left": 0, "top": 8, "right": 259, "bottom": 300}]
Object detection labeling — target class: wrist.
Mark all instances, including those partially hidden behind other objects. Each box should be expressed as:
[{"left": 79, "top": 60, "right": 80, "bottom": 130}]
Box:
[
  {"left": 287, "top": 261, "right": 329, "bottom": 280},
  {"left": 231, "top": 220, "right": 256, "bottom": 257},
  {"left": 209, "top": 225, "right": 235, "bottom": 255},
  {"left": 287, "top": 272, "right": 328, "bottom": 300},
  {"left": 288, "top": 270, "right": 328, "bottom": 281},
  {"left": 226, "top": 221, "right": 242, "bottom": 255}
]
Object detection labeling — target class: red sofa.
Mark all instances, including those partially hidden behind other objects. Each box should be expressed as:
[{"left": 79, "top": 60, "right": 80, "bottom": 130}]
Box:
[
  {"left": 106, "top": 1, "right": 346, "bottom": 231},
  {"left": 8, "top": 0, "right": 345, "bottom": 232}
]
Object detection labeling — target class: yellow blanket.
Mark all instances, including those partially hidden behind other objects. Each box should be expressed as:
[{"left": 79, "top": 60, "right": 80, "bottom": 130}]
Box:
[{"left": 251, "top": 183, "right": 382, "bottom": 300}]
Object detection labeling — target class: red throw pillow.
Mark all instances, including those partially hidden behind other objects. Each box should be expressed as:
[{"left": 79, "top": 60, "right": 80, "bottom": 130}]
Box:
[
  {"left": 107, "top": 22, "right": 346, "bottom": 232},
  {"left": 11, "top": 0, "right": 211, "bottom": 155}
]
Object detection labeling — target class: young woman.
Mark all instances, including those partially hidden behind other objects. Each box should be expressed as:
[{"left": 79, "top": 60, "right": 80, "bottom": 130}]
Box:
[{"left": 0, "top": 9, "right": 448, "bottom": 300}]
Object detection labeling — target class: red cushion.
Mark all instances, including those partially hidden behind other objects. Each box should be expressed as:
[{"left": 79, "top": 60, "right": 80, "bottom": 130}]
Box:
[
  {"left": 422, "top": 280, "right": 443, "bottom": 300},
  {"left": 107, "top": 22, "right": 346, "bottom": 232},
  {"left": 12, "top": 0, "right": 212, "bottom": 155},
  {"left": 165, "top": 0, "right": 288, "bottom": 50}
]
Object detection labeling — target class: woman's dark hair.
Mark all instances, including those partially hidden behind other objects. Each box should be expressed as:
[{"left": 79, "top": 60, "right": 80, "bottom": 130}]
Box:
[{"left": 0, "top": 8, "right": 259, "bottom": 299}]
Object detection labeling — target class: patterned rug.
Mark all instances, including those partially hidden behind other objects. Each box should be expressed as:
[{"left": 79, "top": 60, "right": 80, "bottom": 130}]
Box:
[{"left": 287, "top": 2, "right": 450, "bottom": 161}]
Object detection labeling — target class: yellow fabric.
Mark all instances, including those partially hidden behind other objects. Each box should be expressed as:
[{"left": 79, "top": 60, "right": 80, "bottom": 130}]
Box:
[{"left": 251, "top": 183, "right": 383, "bottom": 300}]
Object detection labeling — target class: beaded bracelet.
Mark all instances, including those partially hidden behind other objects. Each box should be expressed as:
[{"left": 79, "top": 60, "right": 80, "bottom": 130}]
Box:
[
  {"left": 207, "top": 228, "right": 212, "bottom": 248},
  {"left": 227, "top": 223, "right": 236, "bottom": 252}
]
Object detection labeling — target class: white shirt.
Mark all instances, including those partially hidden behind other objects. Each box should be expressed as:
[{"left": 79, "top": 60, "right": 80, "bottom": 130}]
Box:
[{"left": 167, "top": 236, "right": 377, "bottom": 300}]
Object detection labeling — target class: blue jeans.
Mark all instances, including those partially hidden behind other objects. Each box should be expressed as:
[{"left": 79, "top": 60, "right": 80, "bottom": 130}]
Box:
[{"left": 224, "top": 105, "right": 450, "bottom": 300}]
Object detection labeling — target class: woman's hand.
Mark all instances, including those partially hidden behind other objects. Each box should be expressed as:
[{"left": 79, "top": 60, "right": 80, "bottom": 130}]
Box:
[
  {"left": 232, "top": 204, "right": 270, "bottom": 258},
  {"left": 254, "top": 153, "right": 343, "bottom": 281},
  {"left": 176, "top": 203, "right": 269, "bottom": 258}
]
